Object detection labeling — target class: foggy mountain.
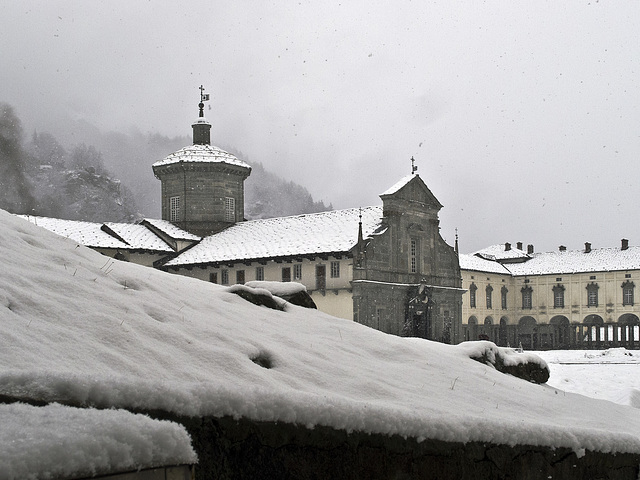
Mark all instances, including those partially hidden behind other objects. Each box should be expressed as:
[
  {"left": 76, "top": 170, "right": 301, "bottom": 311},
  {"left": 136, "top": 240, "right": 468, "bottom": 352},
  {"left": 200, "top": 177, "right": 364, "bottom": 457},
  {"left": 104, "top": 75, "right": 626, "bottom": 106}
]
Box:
[{"left": 0, "top": 102, "right": 331, "bottom": 223}]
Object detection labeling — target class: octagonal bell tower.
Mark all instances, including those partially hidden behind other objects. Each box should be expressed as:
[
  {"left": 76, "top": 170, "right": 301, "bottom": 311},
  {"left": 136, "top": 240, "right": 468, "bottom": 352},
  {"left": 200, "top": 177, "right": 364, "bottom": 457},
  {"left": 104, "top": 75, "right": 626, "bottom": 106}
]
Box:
[{"left": 152, "top": 87, "right": 251, "bottom": 236}]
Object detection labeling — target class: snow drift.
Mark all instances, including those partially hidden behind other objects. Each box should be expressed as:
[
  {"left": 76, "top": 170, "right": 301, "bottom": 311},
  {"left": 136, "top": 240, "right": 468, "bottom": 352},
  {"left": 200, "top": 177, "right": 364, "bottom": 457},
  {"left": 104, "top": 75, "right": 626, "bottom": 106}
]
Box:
[{"left": 2, "top": 208, "right": 640, "bottom": 477}]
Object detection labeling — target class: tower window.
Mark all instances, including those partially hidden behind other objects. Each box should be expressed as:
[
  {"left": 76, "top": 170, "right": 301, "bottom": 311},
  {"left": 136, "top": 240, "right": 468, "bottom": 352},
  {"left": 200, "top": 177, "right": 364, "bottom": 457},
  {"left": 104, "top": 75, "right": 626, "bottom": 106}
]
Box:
[
  {"left": 225, "top": 197, "right": 235, "bottom": 222},
  {"left": 170, "top": 196, "right": 181, "bottom": 222}
]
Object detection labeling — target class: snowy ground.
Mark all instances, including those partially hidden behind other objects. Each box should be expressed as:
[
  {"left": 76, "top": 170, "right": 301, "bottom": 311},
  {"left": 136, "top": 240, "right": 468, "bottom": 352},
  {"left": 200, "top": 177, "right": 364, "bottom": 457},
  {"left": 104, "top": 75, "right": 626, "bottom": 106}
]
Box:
[
  {"left": 2, "top": 208, "right": 640, "bottom": 478},
  {"left": 534, "top": 348, "right": 640, "bottom": 409}
]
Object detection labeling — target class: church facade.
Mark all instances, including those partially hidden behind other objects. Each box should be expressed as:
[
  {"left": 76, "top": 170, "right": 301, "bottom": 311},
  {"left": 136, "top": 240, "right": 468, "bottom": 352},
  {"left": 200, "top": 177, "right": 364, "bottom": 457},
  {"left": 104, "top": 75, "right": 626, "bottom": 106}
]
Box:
[{"left": 149, "top": 90, "right": 464, "bottom": 343}]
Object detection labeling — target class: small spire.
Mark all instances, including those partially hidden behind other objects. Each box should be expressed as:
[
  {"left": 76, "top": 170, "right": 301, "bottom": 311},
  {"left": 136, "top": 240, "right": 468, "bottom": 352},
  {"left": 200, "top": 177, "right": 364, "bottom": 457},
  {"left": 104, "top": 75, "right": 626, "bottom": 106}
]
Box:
[
  {"left": 455, "top": 228, "right": 459, "bottom": 254},
  {"left": 411, "top": 156, "right": 418, "bottom": 174},
  {"left": 192, "top": 86, "right": 212, "bottom": 145},
  {"left": 198, "top": 85, "right": 210, "bottom": 118}
]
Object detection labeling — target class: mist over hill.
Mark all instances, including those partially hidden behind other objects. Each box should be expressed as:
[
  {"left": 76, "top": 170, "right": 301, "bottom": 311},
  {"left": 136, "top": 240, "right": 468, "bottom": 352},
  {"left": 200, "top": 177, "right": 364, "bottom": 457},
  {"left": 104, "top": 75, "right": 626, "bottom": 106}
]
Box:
[{"left": 0, "top": 102, "right": 332, "bottom": 223}]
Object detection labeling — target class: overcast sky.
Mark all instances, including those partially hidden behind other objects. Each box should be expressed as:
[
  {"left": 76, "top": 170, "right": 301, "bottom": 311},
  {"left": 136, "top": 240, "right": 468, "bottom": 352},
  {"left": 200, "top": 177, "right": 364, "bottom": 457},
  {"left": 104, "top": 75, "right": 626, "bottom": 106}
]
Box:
[{"left": 2, "top": 1, "right": 639, "bottom": 253}]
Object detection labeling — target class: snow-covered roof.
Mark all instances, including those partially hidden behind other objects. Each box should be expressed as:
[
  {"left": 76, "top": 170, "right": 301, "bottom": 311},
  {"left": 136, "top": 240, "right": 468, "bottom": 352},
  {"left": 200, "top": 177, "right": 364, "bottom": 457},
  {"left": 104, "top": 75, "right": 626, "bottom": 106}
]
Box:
[
  {"left": 17, "top": 215, "right": 129, "bottom": 249},
  {"left": 3, "top": 207, "right": 640, "bottom": 457},
  {"left": 461, "top": 244, "right": 640, "bottom": 276},
  {"left": 103, "top": 223, "right": 173, "bottom": 252},
  {"left": 472, "top": 244, "right": 530, "bottom": 261},
  {"left": 508, "top": 246, "right": 640, "bottom": 276},
  {"left": 142, "top": 218, "right": 201, "bottom": 241},
  {"left": 166, "top": 205, "right": 383, "bottom": 266},
  {"left": 380, "top": 174, "right": 415, "bottom": 196},
  {"left": 152, "top": 144, "right": 251, "bottom": 169},
  {"left": 458, "top": 253, "right": 512, "bottom": 275}
]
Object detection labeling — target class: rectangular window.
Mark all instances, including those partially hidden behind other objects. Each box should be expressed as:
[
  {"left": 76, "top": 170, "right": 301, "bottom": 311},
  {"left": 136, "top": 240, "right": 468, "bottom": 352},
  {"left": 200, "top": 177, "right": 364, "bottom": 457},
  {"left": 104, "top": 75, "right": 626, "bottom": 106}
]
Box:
[
  {"left": 410, "top": 239, "right": 418, "bottom": 273},
  {"left": 236, "top": 270, "right": 245, "bottom": 284},
  {"left": 282, "top": 267, "right": 291, "bottom": 282},
  {"left": 221, "top": 269, "right": 229, "bottom": 285},
  {"left": 256, "top": 266, "right": 264, "bottom": 281},
  {"left": 501, "top": 290, "right": 507, "bottom": 310},
  {"left": 554, "top": 290, "right": 564, "bottom": 308},
  {"left": 623, "top": 287, "right": 634, "bottom": 306},
  {"left": 170, "top": 196, "right": 181, "bottom": 222},
  {"left": 486, "top": 289, "right": 492, "bottom": 309},
  {"left": 209, "top": 272, "right": 218, "bottom": 284},
  {"left": 588, "top": 289, "right": 598, "bottom": 307},
  {"left": 316, "top": 265, "right": 326, "bottom": 291},
  {"left": 224, "top": 197, "right": 235, "bottom": 222},
  {"left": 522, "top": 290, "right": 532, "bottom": 309},
  {"left": 330, "top": 261, "right": 340, "bottom": 278},
  {"left": 470, "top": 289, "right": 476, "bottom": 308},
  {"left": 293, "top": 264, "right": 302, "bottom": 280}
]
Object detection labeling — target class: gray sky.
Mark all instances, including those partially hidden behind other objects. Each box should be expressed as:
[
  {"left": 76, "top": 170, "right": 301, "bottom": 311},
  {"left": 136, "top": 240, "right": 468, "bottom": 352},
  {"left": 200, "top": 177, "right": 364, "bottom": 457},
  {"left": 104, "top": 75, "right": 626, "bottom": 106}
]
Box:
[{"left": 2, "top": 1, "right": 639, "bottom": 253}]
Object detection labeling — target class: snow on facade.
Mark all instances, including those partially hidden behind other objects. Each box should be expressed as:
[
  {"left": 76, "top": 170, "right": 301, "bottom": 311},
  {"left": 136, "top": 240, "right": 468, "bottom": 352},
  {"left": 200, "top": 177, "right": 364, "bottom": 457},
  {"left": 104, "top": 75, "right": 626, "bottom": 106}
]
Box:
[{"left": 459, "top": 241, "right": 640, "bottom": 350}]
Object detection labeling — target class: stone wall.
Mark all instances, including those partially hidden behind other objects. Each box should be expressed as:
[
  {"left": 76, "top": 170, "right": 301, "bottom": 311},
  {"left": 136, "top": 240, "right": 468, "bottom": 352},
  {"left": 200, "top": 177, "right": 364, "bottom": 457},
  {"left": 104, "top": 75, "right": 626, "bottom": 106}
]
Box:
[{"left": 150, "top": 413, "right": 640, "bottom": 480}]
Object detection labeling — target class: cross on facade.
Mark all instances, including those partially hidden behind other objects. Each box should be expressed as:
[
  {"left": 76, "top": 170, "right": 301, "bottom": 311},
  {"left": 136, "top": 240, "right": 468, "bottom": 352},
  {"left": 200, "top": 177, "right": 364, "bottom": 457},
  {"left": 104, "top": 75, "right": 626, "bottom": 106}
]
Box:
[{"left": 411, "top": 156, "right": 418, "bottom": 174}]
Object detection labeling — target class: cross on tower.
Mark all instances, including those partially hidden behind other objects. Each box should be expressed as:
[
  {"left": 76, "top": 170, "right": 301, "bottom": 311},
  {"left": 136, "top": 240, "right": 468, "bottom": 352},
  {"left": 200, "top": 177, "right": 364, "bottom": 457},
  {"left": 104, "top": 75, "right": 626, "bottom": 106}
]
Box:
[{"left": 411, "top": 156, "right": 418, "bottom": 174}]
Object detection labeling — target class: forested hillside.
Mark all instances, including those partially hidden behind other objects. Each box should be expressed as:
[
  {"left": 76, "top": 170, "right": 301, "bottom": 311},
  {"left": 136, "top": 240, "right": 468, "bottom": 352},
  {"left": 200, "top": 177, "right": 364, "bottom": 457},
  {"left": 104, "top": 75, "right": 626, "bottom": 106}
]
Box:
[{"left": 0, "top": 102, "right": 331, "bottom": 223}]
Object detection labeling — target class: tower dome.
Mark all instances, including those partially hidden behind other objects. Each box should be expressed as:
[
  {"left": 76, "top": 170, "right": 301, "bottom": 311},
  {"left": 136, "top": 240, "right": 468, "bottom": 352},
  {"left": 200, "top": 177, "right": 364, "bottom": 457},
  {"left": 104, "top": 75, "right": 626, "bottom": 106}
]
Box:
[{"left": 152, "top": 87, "right": 251, "bottom": 236}]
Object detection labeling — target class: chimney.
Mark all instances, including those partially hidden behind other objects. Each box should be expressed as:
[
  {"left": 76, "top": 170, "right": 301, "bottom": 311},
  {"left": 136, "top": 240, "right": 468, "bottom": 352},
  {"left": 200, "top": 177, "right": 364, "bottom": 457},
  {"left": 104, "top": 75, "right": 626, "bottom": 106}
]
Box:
[
  {"left": 622, "top": 238, "right": 629, "bottom": 251},
  {"left": 516, "top": 242, "right": 523, "bottom": 250},
  {"left": 527, "top": 244, "right": 534, "bottom": 254},
  {"left": 585, "top": 242, "right": 591, "bottom": 253},
  {"left": 559, "top": 245, "right": 566, "bottom": 252},
  {"left": 505, "top": 242, "right": 511, "bottom": 251}
]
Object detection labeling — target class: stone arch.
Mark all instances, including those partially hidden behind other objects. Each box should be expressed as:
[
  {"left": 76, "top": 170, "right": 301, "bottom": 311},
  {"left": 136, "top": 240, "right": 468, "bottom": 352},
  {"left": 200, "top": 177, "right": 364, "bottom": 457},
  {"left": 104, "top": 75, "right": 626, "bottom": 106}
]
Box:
[
  {"left": 480, "top": 316, "right": 494, "bottom": 342},
  {"left": 583, "top": 314, "right": 604, "bottom": 325},
  {"left": 518, "top": 316, "right": 537, "bottom": 349},
  {"left": 582, "top": 314, "right": 604, "bottom": 347},
  {"left": 618, "top": 313, "right": 640, "bottom": 348},
  {"left": 498, "top": 317, "right": 509, "bottom": 347},
  {"left": 618, "top": 313, "right": 640, "bottom": 325},
  {"left": 519, "top": 316, "right": 537, "bottom": 327},
  {"left": 466, "top": 316, "right": 478, "bottom": 342},
  {"left": 550, "top": 315, "right": 570, "bottom": 348}
]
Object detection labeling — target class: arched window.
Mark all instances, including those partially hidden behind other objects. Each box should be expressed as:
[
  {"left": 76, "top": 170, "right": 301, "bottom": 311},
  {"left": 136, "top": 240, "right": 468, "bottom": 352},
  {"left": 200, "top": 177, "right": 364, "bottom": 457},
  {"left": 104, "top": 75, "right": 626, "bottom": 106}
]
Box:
[
  {"left": 553, "top": 284, "right": 565, "bottom": 309},
  {"left": 485, "top": 285, "right": 493, "bottom": 309},
  {"left": 586, "top": 282, "right": 599, "bottom": 307},
  {"left": 622, "top": 280, "right": 635, "bottom": 306},
  {"left": 469, "top": 283, "right": 477, "bottom": 308},
  {"left": 521, "top": 285, "right": 533, "bottom": 310},
  {"left": 501, "top": 286, "right": 508, "bottom": 310}
]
